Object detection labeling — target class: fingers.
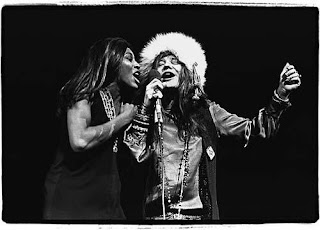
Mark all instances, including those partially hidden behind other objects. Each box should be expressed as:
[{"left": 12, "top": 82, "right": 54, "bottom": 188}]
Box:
[
  {"left": 281, "top": 63, "right": 301, "bottom": 82},
  {"left": 145, "top": 88, "right": 163, "bottom": 101},
  {"left": 124, "top": 103, "right": 135, "bottom": 111},
  {"left": 153, "top": 89, "right": 163, "bottom": 99},
  {"left": 147, "top": 79, "right": 164, "bottom": 91},
  {"left": 284, "top": 76, "right": 301, "bottom": 86},
  {"left": 278, "top": 63, "right": 302, "bottom": 93},
  {"left": 280, "top": 62, "right": 290, "bottom": 77},
  {"left": 121, "top": 103, "right": 135, "bottom": 113},
  {"left": 284, "top": 73, "right": 300, "bottom": 82},
  {"left": 145, "top": 78, "right": 164, "bottom": 100}
]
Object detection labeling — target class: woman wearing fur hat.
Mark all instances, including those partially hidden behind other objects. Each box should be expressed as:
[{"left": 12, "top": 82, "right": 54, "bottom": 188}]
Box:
[{"left": 124, "top": 32, "right": 301, "bottom": 220}]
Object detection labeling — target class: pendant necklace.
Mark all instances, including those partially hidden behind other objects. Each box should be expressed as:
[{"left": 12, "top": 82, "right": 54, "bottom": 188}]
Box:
[{"left": 159, "top": 129, "right": 190, "bottom": 220}]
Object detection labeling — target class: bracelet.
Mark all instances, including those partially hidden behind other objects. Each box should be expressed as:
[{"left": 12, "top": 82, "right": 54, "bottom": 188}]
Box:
[
  {"left": 138, "top": 103, "right": 151, "bottom": 115},
  {"left": 273, "top": 90, "right": 289, "bottom": 102},
  {"left": 132, "top": 124, "right": 148, "bottom": 133},
  {"left": 135, "top": 113, "right": 150, "bottom": 122},
  {"left": 133, "top": 118, "right": 150, "bottom": 129}
]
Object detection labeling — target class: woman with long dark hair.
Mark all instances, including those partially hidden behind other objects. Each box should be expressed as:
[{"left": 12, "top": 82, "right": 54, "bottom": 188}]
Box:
[
  {"left": 124, "top": 32, "right": 301, "bottom": 220},
  {"left": 43, "top": 37, "right": 140, "bottom": 220}
]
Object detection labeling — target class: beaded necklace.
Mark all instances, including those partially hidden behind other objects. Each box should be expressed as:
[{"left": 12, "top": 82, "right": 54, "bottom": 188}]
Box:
[
  {"left": 99, "top": 88, "right": 118, "bottom": 153},
  {"left": 157, "top": 117, "right": 191, "bottom": 220}
]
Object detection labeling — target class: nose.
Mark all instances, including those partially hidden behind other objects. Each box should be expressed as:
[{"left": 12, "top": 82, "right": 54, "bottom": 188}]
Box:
[
  {"left": 134, "top": 60, "right": 140, "bottom": 69},
  {"left": 162, "top": 60, "right": 173, "bottom": 70}
]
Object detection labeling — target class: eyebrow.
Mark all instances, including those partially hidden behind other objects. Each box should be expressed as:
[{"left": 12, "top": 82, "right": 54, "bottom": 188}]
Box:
[
  {"left": 160, "top": 56, "right": 177, "bottom": 62},
  {"left": 125, "top": 52, "right": 134, "bottom": 58},
  {"left": 163, "top": 55, "right": 176, "bottom": 59}
]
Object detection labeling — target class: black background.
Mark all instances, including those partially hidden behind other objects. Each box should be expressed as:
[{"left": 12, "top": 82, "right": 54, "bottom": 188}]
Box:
[{"left": 2, "top": 5, "right": 318, "bottom": 223}]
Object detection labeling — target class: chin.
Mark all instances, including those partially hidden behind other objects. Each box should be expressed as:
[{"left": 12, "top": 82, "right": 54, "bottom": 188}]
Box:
[
  {"left": 163, "top": 87, "right": 178, "bottom": 94},
  {"left": 165, "top": 84, "right": 179, "bottom": 89},
  {"left": 130, "top": 81, "right": 139, "bottom": 88}
]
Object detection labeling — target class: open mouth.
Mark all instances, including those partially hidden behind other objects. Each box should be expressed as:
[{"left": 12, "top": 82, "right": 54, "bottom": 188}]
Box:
[
  {"left": 133, "top": 71, "right": 140, "bottom": 84},
  {"left": 133, "top": 71, "right": 140, "bottom": 77},
  {"left": 161, "top": 72, "right": 175, "bottom": 81}
]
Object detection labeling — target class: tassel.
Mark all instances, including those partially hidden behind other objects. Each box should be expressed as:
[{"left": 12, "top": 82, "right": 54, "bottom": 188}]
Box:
[{"left": 192, "top": 62, "right": 202, "bottom": 100}]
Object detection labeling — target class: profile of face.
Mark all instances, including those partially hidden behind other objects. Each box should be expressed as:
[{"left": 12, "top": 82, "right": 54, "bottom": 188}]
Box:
[
  {"left": 156, "top": 54, "right": 182, "bottom": 88},
  {"left": 118, "top": 48, "right": 140, "bottom": 89}
]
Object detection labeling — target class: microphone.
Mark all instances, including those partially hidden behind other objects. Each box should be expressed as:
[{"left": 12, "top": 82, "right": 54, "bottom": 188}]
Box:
[
  {"left": 147, "top": 70, "right": 163, "bottom": 124},
  {"left": 155, "top": 96, "right": 163, "bottom": 124},
  {"left": 132, "top": 69, "right": 160, "bottom": 105}
]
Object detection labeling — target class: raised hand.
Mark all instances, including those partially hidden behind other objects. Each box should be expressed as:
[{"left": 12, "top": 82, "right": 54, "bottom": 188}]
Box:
[{"left": 277, "top": 62, "right": 302, "bottom": 100}]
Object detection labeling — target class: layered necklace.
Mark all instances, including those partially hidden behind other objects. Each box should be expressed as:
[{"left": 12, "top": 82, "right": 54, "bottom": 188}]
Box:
[
  {"left": 157, "top": 115, "right": 191, "bottom": 220},
  {"left": 99, "top": 88, "right": 118, "bottom": 153}
]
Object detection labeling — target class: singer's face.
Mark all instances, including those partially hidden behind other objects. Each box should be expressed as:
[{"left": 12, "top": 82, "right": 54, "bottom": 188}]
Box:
[
  {"left": 118, "top": 48, "right": 140, "bottom": 89},
  {"left": 156, "top": 55, "right": 181, "bottom": 88}
]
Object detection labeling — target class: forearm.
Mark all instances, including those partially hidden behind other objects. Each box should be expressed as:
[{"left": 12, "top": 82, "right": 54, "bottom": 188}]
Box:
[
  {"left": 123, "top": 104, "right": 151, "bottom": 162},
  {"left": 211, "top": 92, "right": 291, "bottom": 146},
  {"left": 71, "top": 113, "right": 132, "bottom": 152},
  {"left": 249, "top": 90, "right": 292, "bottom": 138}
]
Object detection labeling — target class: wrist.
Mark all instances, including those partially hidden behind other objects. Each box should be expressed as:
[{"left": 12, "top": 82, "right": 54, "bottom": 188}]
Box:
[
  {"left": 117, "top": 113, "right": 132, "bottom": 126},
  {"left": 274, "top": 89, "right": 289, "bottom": 102},
  {"left": 130, "top": 103, "right": 151, "bottom": 133},
  {"left": 139, "top": 103, "right": 152, "bottom": 115}
]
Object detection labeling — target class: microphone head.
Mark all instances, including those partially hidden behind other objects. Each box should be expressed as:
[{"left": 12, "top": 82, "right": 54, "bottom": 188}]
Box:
[
  {"left": 132, "top": 69, "right": 161, "bottom": 105},
  {"left": 147, "top": 69, "right": 162, "bottom": 81}
]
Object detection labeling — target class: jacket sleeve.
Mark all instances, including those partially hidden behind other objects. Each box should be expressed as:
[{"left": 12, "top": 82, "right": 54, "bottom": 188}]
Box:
[
  {"left": 209, "top": 91, "right": 292, "bottom": 147},
  {"left": 123, "top": 105, "right": 151, "bottom": 162}
]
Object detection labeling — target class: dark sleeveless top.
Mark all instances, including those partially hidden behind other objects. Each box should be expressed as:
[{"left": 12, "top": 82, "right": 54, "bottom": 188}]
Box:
[{"left": 43, "top": 90, "right": 125, "bottom": 221}]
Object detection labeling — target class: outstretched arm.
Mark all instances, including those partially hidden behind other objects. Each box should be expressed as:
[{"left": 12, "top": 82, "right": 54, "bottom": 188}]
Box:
[{"left": 211, "top": 63, "right": 301, "bottom": 146}]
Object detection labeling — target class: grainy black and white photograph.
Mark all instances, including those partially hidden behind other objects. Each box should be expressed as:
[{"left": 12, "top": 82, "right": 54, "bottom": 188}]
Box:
[{"left": 1, "top": 1, "right": 319, "bottom": 227}]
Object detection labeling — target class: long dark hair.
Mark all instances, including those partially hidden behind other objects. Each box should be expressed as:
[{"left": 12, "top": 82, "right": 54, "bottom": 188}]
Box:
[
  {"left": 57, "top": 37, "right": 131, "bottom": 116},
  {"left": 153, "top": 51, "right": 209, "bottom": 139}
]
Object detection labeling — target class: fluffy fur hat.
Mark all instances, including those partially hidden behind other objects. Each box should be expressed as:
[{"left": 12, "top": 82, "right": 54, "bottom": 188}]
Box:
[{"left": 140, "top": 32, "right": 207, "bottom": 87}]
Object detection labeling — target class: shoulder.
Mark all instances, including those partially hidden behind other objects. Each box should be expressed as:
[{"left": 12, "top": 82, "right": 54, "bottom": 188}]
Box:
[
  {"left": 208, "top": 100, "right": 221, "bottom": 111},
  {"left": 68, "top": 99, "right": 91, "bottom": 117},
  {"left": 207, "top": 100, "right": 229, "bottom": 120},
  {"left": 73, "top": 99, "right": 90, "bottom": 109}
]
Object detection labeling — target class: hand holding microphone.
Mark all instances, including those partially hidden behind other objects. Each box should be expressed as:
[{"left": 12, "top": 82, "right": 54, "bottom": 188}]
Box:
[
  {"left": 143, "top": 70, "right": 164, "bottom": 124},
  {"left": 144, "top": 70, "right": 163, "bottom": 104}
]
